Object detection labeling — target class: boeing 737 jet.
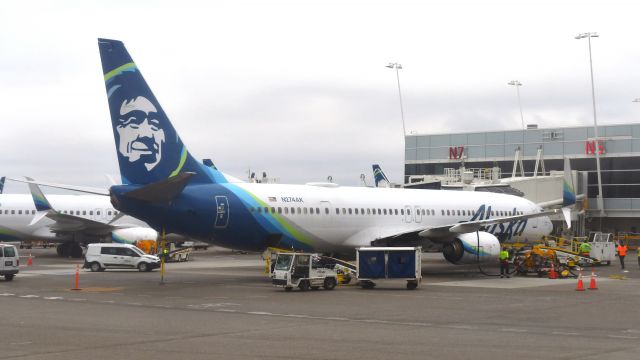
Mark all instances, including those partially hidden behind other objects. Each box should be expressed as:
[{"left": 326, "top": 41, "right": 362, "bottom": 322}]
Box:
[{"left": 13, "top": 39, "right": 574, "bottom": 265}]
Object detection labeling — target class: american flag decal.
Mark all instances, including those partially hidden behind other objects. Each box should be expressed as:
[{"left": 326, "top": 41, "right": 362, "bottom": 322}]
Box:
[{"left": 268, "top": 197, "right": 277, "bottom": 202}]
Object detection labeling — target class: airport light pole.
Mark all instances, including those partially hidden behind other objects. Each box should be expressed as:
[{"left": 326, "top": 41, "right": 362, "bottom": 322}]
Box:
[
  {"left": 575, "top": 32, "right": 604, "bottom": 216},
  {"left": 508, "top": 80, "right": 526, "bottom": 161},
  {"left": 386, "top": 62, "right": 407, "bottom": 183},
  {"left": 507, "top": 80, "right": 525, "bottom": 132},
  {"left": 386, "top": 63, "right": 406, "bottom": 138}
]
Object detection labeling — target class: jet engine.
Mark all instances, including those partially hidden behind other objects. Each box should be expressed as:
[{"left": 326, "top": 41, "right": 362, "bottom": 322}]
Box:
[{"left": 442, "top": 232, "right": 500, "bottom": 265}]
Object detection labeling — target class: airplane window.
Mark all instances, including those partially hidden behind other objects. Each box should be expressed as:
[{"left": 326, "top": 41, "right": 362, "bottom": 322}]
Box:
[
  {"left": 304, "top": 208, "right": 308, "bottom": 215},
  {"left": 108, "top": 211, "right": 112, "bottom": 216},
  {"left": 291, "top": 207, "right": 295, "bottom": 214},
  {"left": 382, "top": 209, "right": 387, "bottom": 215},
  {"left": 400, "top": 209, "right": 404, "bottom": 215},
  {"left": 310, "top": 208, "right": 314, "bottom": 215},
  {"left": 277, "top": 207, "right": 282, "bottom": 214},
  {"left": 18, "top": 210, "right": 22, "bottom": 215},
  {"left": 256, "top": 207, "right": 261, "bottom": 213},
  {"left": 297, "top": 208, "right": 301, "bottom": 214},
  {"left": 422, "top": 209, "right": 426, "bottom": 216},
  {"left": 82, "top": 211, "right": 86, "bottom": 215},
  {"left": 316, "top": 207, "right": 320, "bottom": 214},
  {"left": 457, "top": 210, "right": 460, "bottom": 216},
  {"left": 355, "top": 208, "right": 359, "bottom": 215},
  {"left": 284, "top": 207, "right": 289, "bottom": 214},
  {"left": 342, "top": 208, "right": 346, "bottom": 215},
  {"left": 446, "top": 210, "right": 450, "bottom": 216},
  {"left": 366, "top": 209, "right": 370, "bottom": 215},
  {"left": 336, "top": 208, "right": 340, "bottom": 215},
  {"left": 377, "top": 209, "right": 382, "bottom": 215},
  {"left": 325, "top": 208, "right": 329, "bottom": 215},
  {"left": 11, "top": 210, "right": 15, "bottom": 214},
  {"left": 361, "top": 208, "right": 365, "bottom": 215},
  {"left": 388, "top": 209, "right": 392, "bottom": 215},
  {"left": 393, "top": 209, "right": 397, "bottom": 215},
  {"left": 408, "top": 209, "right": 411, "bottom": 215},
  {"left": 89, "top": 211, "right": 93, "bottom": 215},
  {"left": 97, "top": 211, "right": 101, "bottom": 215},
  {"left": 348, "top": 208, "right": 352, "bottom": 215},
  {"left": 269, "top": 207, "right": 275, "bottom": 214},
  {"left": 32, "top": 210, "right": 35, "bottom": 215}
]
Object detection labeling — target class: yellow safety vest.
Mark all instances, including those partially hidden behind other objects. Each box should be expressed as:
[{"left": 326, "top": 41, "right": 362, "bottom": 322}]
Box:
[{"left": 499, "top": 251, "right": 509, "bottom": 261}]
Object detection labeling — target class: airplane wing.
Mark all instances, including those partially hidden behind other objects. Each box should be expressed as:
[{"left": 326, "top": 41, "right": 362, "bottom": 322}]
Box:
[
  {"left": 372, "top": 209, "right": 561, "bottom": 245},
  {"left": 45, "top": 212, "right": 116, "bottom": 234},
  {"left": 6, "top": 177, "right": 109, "bottom": 196}
]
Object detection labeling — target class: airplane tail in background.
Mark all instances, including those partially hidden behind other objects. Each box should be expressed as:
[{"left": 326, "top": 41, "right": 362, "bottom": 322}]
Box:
[
  {"left": 98, "top": 38, "right": 226, "bottom": 185},
  {"left": 0, "top": 177, "right": 5, "bottom": 194},
  {"left": 562, "top": 158, "right": 576, "bottom": 207},
  {"left": 372, "top": 164, "right": 391, "bottom": 188},
  {"left": 561, "top": 158, "right": 576, "bottom": 228}
]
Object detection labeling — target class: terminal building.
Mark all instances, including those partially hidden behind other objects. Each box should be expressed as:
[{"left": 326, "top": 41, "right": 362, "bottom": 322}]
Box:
[{"left": 405, "top": 123, "right": 640, "bottom": 235}]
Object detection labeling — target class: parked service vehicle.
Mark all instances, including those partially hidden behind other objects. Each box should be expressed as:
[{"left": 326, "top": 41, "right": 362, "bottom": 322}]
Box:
[
  {"left": 357, "top": 247, "right": 422, "bottom": 290},
  {"left": 84, "top": 243, "right": 160, "bottom": 272},
  {"left": 0, "top": 243, "right": 19, "bottom": 281},
  {"left": 271, "top": 252, "right": 338, "bottom": 291}
]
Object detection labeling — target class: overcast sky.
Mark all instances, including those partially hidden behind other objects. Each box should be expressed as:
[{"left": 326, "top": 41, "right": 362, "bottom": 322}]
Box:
[{"left": 1, "top": 0, "right": 640, "bottom": 194}]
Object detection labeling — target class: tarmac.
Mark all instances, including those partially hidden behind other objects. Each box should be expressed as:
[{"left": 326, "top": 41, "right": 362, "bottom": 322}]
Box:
[{"left": 2, "top": 247, "right": 640, "bottom": 360}]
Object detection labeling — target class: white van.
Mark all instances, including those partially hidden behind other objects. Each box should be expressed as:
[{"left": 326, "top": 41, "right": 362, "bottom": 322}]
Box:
[
  {"left": 84, "top": 243, "right": 160, "bottom": 272},
  {"left": 0, "top": 244, "right": 19, "bottom": 281}
]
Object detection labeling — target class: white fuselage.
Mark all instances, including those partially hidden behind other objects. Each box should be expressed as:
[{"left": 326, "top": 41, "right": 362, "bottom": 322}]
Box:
[
  {"left": 0, "top": 194, "right": 148, "bottom": 241},
  {"left": 226, "top": 183, "right": 553, "bottom": 253}
]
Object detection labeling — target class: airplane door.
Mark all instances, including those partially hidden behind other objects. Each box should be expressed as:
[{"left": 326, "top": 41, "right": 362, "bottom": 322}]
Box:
[
  {"left": 414, "top": 206, "right": 422, "bottom": 223},
  {"left": 215, "top": 196, "right": 229, "bottom": 229},
  {"left": 404, "top": 206, "right": 412, "bottom": 223}
]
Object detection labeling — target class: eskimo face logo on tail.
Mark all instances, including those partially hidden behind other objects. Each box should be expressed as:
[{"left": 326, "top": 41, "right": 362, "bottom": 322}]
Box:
[{"left": 116, "top": 96, "right": 165, "bottom": 171}]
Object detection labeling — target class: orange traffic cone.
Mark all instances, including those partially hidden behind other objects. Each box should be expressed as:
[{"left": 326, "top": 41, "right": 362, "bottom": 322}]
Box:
[
  {"left": 575, "top": 269, "right": 585, "bottom": 291},
  {"left": 27, "top": 253, "right": 33, "bottom": 266},
  {"left": 548, "top": 263, "right": 558, "bottom": 279},
  {"left": 588, "top": 268, "right": 598, "bottom": 290}
]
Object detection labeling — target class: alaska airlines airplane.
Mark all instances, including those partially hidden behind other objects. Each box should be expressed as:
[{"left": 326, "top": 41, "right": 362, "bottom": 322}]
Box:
[
  {"left": 14, "top": 39, "right": 572, "bottom": 265},
  {"left": 0, "top": 181, "right": 159, "bottom": 257},
  {"left": 372, "top": 164, "right": 391, "bottom": 188}
]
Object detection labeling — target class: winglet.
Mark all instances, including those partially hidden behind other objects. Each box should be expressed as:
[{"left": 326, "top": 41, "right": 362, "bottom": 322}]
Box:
[
  {"left": 25, "top": 177, "right": 53, "bottom": 212},
  {"left": 0, "top": 176, "right": 5, "bottom": 194},
  {"left": 562, "top": 158, "right": 576, "bottom": 207}
]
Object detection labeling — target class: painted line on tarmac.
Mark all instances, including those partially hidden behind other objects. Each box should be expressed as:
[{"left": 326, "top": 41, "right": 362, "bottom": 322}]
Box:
[
  {"left": 0, "top": 293, "right": 15, "bottom": 296},
  {"left": 607, "top": 335, "right": 639, "bottom": 339},
  {"left": 551, "top": 331, "right": 580, "bottom": 336},
  {"left": 499, "top": 328, "right": 528, "bottom": 333},
  {"left": 19, "top": 295, "right": 39, "bottom": 298}
]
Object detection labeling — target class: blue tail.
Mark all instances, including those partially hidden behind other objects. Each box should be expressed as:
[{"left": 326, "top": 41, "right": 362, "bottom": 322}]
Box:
[
  {"left": 98, "top": 39, "right": 226, "bottom": 185},
  {"left": 0, "top": 177, "right": 4, "bottom": 194},
  {"left": 372, "top": 164, "right": 390, "bottom": 187}
]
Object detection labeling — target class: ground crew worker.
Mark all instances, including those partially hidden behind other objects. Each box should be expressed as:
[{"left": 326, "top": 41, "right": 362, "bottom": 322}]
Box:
[
  {"left": 579, "top": 242, "right": 592, "bottom": 257},
  {"left": 617, "top": 242, "right": 628, "bottom": 271},
  {"left": 162, "top": 247, "right": 169, "bottom": 261},
  {"left": 499, "top": 247, "right": 510, "bottom": 278}
]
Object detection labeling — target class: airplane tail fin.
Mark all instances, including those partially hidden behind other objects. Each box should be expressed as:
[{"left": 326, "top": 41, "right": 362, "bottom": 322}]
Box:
[
  {"left": 0, "top": 176, "right": 4, "bottom": 194},
  {"left": 25, "top": 177, "right": 54, "bottom": 226},
  {"left": 372, "top": 164, "right": 391, "bottom": 188},
  {"left": 561, "top": 158, "right": 576, "bottom": 228},
  {"left": 562, "top": 158, "right": 576, "bottom": 207},
  {"left": 98, "top": 39, "right": 227, "bottom": 185}
]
